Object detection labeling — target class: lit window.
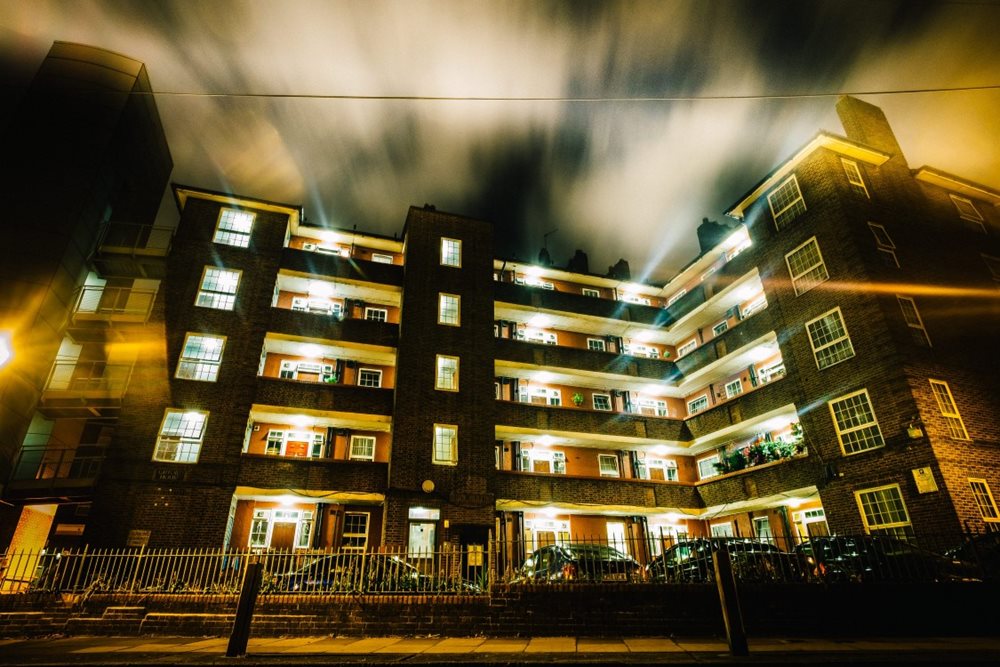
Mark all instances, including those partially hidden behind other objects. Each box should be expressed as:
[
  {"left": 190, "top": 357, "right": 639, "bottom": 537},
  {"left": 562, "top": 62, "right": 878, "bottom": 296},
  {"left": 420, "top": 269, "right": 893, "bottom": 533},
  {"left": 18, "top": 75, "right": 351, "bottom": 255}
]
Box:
[
  {"left": 364, "top": 307, "right": 388, "bottom": 322},
  {"left": 969, "top": 479, "right": 1000, "bottom": 523},
  {"left": 212, "top": 208, "right": 254, "bottom": 248},
  {"left": 358, "top": 368, "right": 382, "bottom": 388},
  {"left": 688, "top": 395, "right": 709, "bottom": 415},
  {"left": 435, "top": 355, "right": 459, "bottom": 391},
  {"left": 582, "top": 288, "right": 600, "bottom": 298},
  {"left": 929, "top": 379, "right": 969, "bottom": 440},
  {"left": 598, "top": 454, "right": 620, "bottom": 477},
  {"left": 592, "top": 393, "right": 612, "bottom": 411},
  {"left": 712, "top": 321, "right": 729, "bottom": 336},
  {"left": 667, "top": 289, "right": 687, "bottom": 306},
  {"left": 724, "top": 379, "right": 743, "bottom": 399},
  {"left": 950, "top": 194, "right": 984, "bottom": 224},
  {"left": 349, "top": 435, "right": 376, "bottom": 461},
  {"left": 371, "top": 253, "right": 394, "bottom": 264},
  {"left": 897, "top": 296, "right": 931, "bottom": 347},
  {"left": 153, "top": 409, "right": 208, "bottom": 463},
  {"left": 587, "top": 338, "right": 606, "bottom": 352},
  {"left": 697, "top": 454, "right": 720, "bottom": 479},
  {"left": 868, "top": 222, "right": 898, "bottom": 268},
  {"left": 175, "top": 333, "right": 225, "bottom": 382},
  {"left": 196, "top": 267, "right": 241, "bottom": 310},
  {"left": 856, "top": 484, "right": 913, "bottom": 539},
  {"left": 711, "top": 523, "right": 734, "bottom": 537},
  {"left": 637, "top": 458, "right": 678, "bottom": 481},
  {"left": 805, "top": 307, "right": 855, "bottom": 369},
  {"left": 249, "top": 509, "right": 270, "bottom": 547},
  {"left": 828, "top": 389, "right": 884, "bottom": 455},
  {"left": 767, "top": 175, "right": 807, "bottom": 230},
  {"left": 785, "top": 237, "right": 829, "bottom": 296},
  {"left": 433, "top": 424, "right": 457, "bottom": 465},
  {"left": 841, "top": 159, "right": 869, "bottom": 198},
  {"left": 981, "top": 254, "right": 1000, "bottom": 282},
  {"left": 438, "top": 293, "right": 460, "bottom": 326},
  {"left": 341, "top": 512, "right": 370, "bottom": 551},
  {"left": 677, "top": 339, "right": 698, "bottom": 357},
  {"left": 741, "top": 294, "right": 768, "bottom": 318},
  {"left": 440, "top": 237, "right": 461, "bottom": 267},
  {"left": 635, "top": 398, "right": 668, "bottom": 417}
]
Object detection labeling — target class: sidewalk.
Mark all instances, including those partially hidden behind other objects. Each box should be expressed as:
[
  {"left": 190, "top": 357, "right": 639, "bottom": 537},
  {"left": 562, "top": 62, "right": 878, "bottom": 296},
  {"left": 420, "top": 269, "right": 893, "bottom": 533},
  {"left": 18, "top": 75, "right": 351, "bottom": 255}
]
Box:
[{"left": 1, "top": 635, "right": 1000, "bottom": 665}]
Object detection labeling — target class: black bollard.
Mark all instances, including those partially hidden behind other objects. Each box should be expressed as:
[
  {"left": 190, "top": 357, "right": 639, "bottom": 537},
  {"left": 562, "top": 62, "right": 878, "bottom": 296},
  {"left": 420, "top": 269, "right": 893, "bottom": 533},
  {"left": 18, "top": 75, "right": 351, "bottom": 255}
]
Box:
[
  {"left": 713, "top": 545, "right": 749, "bottom": 656},
  {"left": 226, "top": 561, "right": 264, "bottom": 658}
]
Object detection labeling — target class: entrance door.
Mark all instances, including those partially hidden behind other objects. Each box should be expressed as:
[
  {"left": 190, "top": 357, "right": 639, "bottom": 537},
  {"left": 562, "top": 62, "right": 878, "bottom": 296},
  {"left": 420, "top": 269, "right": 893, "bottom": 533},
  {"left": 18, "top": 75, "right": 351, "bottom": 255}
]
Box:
[{"left": 270, "top": 522, "right": 297, "bottom": 550}]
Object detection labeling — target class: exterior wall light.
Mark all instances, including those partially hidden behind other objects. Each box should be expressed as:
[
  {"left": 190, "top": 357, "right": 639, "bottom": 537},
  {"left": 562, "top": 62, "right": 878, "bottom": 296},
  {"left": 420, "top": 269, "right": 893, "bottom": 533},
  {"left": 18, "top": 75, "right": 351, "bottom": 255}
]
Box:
[{"left": 0, "top": 330, "right": 13, "bottom": 369}]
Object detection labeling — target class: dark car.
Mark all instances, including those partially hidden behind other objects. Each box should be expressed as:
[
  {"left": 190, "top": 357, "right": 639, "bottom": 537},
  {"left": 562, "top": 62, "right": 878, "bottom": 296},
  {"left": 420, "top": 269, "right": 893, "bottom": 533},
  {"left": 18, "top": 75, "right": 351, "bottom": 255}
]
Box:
[
  {"left": 646, "top": 538, "right": 803, "bottom": 583},
  {"left": 269, "top": 553, "right": 479, "bottom": 593},
  {"left": 515, "top": 543, "right": 641, "bottom": 583},
  {"left": 945, "top": 532, "right": 1000, "bottom": 581},
  {"left": 795, "top": 535, "right": 980, "bottom": 583}
]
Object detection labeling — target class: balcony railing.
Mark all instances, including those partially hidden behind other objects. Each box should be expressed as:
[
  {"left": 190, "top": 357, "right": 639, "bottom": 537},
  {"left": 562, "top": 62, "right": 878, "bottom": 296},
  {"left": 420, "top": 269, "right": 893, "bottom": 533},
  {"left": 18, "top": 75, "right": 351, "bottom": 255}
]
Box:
[
  {"left": 8, "top": 444, "right": 107, "bottom": 486},
  {"left": 268, "top": 307, "right": 398, "bottom": 347},
  {"left": 43, "top": 360, "right": 133, "bottom": 395},
  {"left": 96, "top": 222, "right": 174, "bottom": 256},
  {"left": 73, "top": 286, "right": 157, "bottom": 323},
  {"left": 495, "top": 399, "right": 689, "bottom": 442}
]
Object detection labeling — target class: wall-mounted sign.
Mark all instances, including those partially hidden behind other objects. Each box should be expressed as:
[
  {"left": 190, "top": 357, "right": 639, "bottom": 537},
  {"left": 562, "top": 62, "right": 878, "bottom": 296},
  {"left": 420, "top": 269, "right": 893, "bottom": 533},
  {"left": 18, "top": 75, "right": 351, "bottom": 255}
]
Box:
[
  {"left": 127, "top": 529, "right": 151, "bottom": 547},
  {"left": 912, "top": 467, "right": 939, "bottom": 494}
]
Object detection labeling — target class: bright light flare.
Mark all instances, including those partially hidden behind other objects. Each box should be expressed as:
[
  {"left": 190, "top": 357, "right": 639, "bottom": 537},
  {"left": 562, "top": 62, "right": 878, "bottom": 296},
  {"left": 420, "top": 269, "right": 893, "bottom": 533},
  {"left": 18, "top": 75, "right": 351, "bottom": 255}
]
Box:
[{"left": 0, "top": 331, "right": 12, "bottom": 369}]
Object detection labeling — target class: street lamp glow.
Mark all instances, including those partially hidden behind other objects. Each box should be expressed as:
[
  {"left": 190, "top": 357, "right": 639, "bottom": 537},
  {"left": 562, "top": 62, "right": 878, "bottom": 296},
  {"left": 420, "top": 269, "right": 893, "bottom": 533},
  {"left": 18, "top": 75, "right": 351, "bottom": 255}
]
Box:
[{"left": 0, "top": 331, "right": 11, "bottom": 368}]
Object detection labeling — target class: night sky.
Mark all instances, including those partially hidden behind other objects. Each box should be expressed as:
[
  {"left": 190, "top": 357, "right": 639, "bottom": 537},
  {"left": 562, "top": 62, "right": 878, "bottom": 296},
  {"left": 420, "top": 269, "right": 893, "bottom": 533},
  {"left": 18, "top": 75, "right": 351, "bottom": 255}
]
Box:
[{"left": 1, "top": 1, "right": 998, "bottom": 282}]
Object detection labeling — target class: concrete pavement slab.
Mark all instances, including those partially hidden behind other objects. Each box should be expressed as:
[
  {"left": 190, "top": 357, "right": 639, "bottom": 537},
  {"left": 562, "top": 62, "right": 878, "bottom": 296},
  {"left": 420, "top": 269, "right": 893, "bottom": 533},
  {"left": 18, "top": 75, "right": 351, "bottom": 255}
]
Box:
[
  {"left": 430, "top": 637, "right": 488, "bottom": 653},
  {"left": 319, "top": 637, "right": 404, "bottom": 653},
  {"left": 576, "top": 639, "right": 629, "bottom": 653},
  {"left": 472, "top": 638, "right": 529, "bottom": 653},
  {"left": 373, "top": 638, "right": 442, "bottom": 653},
  {"left": 623, "top": 638, "right": 684, "bottom": 652},
  {"left": 674, "top": 639, "right": 729, "bottom": 652},
  {"left": 524, "top": 637, "right": 576, "bottom": 653},
  {"left": 276, "top": 637, "right": 362, "bottom": 654}
]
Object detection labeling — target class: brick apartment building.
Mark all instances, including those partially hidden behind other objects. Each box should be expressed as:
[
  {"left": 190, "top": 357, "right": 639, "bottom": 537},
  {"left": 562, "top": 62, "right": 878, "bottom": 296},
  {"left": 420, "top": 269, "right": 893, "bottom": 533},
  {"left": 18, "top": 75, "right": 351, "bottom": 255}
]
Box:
[{"left": 3, "top": 78, "right": 999, "bottom": 561}]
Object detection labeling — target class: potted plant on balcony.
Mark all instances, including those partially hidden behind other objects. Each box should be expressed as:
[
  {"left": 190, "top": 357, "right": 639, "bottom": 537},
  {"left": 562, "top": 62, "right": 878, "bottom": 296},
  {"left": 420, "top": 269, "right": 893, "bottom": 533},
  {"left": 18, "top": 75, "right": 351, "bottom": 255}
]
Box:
[{"left": 571, "top": 392, "right": 585, "bottom": 407}]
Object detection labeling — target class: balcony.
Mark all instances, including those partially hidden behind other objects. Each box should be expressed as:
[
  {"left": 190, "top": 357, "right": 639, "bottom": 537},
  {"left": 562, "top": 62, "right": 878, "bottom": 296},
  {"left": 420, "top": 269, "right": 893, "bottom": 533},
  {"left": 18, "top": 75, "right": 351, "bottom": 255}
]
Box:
[
  {"left": 37, "top": 361, "right": 134, "bottom": 418},
  {"left": 494, "top": 282, "right": 673, "bottom": 327},
  {"left": 494, "top": 470, "right": 700, "bottom": 510},
  {"left": 675, "top": 307, "right": 776, "bottom": 378},
  {"left": 254, "top": 376, "right": 394, "bottom": 416},
  {"left": 67, "top": 285, "right": 157, "bottom": 342},
  {"left": 281, "top": 247, "right": 403, "bottom": 287},
  {"left": 696, "top": 453, "right": 822, "bottom": 509},
  {"left": 685, "top": 376, "right": 797, "bottom": 439},
  {"left": 495, "top": 338, "right": 680, "bottom": 383},
  {"left": 6, "top": 444, "right": 106, "bottom": 498},
  {"left": 91, "top": 222, "right": 174, "bottom": 279},
  {"left": 238, "top": 455, "right": 388, "bottom": 492},
  {"left": 495, "top": 400, "right": 689, "bottom": 443},
  {"left": 663, "top": 284, "right": 708, "bottom": 324},
  {"left": 268, "top": 307, "right": 398, "bottom": 347}
]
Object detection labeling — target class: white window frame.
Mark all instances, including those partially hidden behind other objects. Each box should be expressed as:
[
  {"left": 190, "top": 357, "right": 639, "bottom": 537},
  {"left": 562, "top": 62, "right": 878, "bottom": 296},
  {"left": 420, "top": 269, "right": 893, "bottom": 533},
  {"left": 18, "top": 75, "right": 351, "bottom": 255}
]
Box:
[
  {"left": 855, "top": 484, "right": 912, "bottom": 537},
  {"left": 929, "top": 379, "right": 970, "bottom": 440},
  {"left": 435, "top": 355, "right": 459, "bottom": 392},
  {"left": 828, "top": 388, "right": 884, "bottom": 455},
  {"left": 349, "top": 435, "right": 376, "bottom": 461},
  {"left": 153, "top": 409, "right": 208, "bottom": 464},
  {"left": 440, "top": 237, "right": 462, "bottom": 267},
  {"left": 433, "top": 424, "right": 458, "bottom": 465},
  {"left": 175, "top": 333, "right": 226, "bottom": 382},
  {"left": 687, "top": 394, "right": 710, "bottom": 415},
  {"left": 841, "top": 158, "right": 869, "bottom": 198},
  {"left": 950, "top": 194, "right": 984, "bottom": 223},
  {"left": 587, "top": 338, "right": 606, "bottom": 352},
  {"left": 635, "top": 398, "right": 668, "bottom": 417},
  {"left": 582, "top": 288, "right": 600, "bottom": 298},
  {"left": 637, "top": 458, "right": 678, "bottom": 482},
  {"left": 598, "top": 454, "right": 620, "bottom": 477},
  {"left": 667, "top": 289, "right": 687, "bottom": 306},
  {"left": 621, "top": 293, "right": 652, "bottom": 306},
  {"left": 364, "top": 307, "right": 388, "bottom": 322},
  {"left": 358, "top": 368, "right": 382, "bottom": 388},
  {"left": 371, "top": 253, "right": 394, "bottom": 264},
  {"left": 768, "top": 174, "right": 807, "bottom": 230},
  {"left": 712, "top": 320, "right": 729, "bottom": 336},
  {"left": 741, "top": 294, "right": 768, "bottom": 318},
  {"left": 437, "top": 293, "right": 460, "bottom": 326},
  {"left": 592, "top": 393, "right": 612, "bottom": 411},
  {"left": 340, "top": 511, "right": 370, "bottom": 551},
  {"left": 526, "top": 387, "right": 561, "bottom": 406},
  {"left": 711, "top": 522, "right": 735, "bottom": 537},
  {"left": 867, "top": 222, "right": 898, "bottom": 268},
  {"left": 896, "top": 295, "right": 931, "bottom": 347},
  {"left": 805, "top": 307, "right": 856, "bottom": 370},
  {"left": 196, "top": 266, "right": 241, "bottom": 311},
  {"left": 213, "top": 208, "right": 254, "bottom": 248},
  {"left": 969, "top": 479, "right": 1000, "bottom": 523},
  {"left": 677, "top": 339, "right": 698, "bottom": 357},
  {"left": 520, "top": 448, "right": 566, "bottom": 475},
  {"left": 724, "top": 379, "right": 743, "bottom": 399},
  {"left": 785, "top": 237, "right": 829, "bottom": 296},
  {"left": 697, "top": 454, "right": 720, "bottom": 480}
]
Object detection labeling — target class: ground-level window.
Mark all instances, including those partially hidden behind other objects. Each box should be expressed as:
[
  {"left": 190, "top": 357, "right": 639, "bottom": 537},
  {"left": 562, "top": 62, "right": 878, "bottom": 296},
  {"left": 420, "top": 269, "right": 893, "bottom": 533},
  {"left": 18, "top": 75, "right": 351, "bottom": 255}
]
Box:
[
  {"left": 598, "top": 454, "right": 620, "bottom": 477},
  {"left": 249, "top": 508, "right": 314, "bottom": 549},
  {"left": 341, "top": 512, "right": 370, "bottom": 551},
  {"left": 828, "top": 389, "right": 884, "bottom": 455},
  {"left": 697, "top": 454, "right": 720, "bottom": 480},
  {"left": 856, "top": 484, "right": 913, "bottom": 539},
  {"left": 969, "top": 479, "right": 1000, "bottom": 525},
  {"left": 711, "top": 522, "right": 735, "bottom": 537},
  {"left": 753, "top": 516, "right": 772, "bottom": 540},
  {"left": 153, "top": 410, "right": 208, "bottom": 463}
]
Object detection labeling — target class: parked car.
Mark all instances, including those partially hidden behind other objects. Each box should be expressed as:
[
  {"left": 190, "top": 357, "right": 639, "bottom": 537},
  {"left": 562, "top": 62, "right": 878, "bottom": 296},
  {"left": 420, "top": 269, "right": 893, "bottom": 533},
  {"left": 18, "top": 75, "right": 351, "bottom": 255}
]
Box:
[
  {"left": 944, "top": 532, "right": 1000, "bottom": 581},
  {"left": 514, "top": 543, "right": 641, "bottom": 583},
  {"left": 646, "top": 538, "right": 803, "bottom": 583},
  {"left": 795, "top": 535, "right": 980, "bottom": 583},
  {"left": 269, "top": 553, "right": 479, "bottom": 593}
]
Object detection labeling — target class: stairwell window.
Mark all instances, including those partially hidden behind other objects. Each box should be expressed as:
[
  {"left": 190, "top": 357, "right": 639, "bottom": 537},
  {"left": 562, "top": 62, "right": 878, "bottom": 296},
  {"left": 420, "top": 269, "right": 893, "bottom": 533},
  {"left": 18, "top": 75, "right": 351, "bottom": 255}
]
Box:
[
  {"left": 433, "top": 424, "right": 457, "bottom": 465},
  {"left": 438, "top": 293, "right": 460, "bottom": 326},
  {"left": 440, "top": 237, "right": 462, "bottom": 267},
  {"left": 768, "top": 175, "right": 807, "bottom": 230},
  {"left": 929, "top": 379, "right": 970, "bottom": 440},
  {"left": 841, "top": 159, "right": 870, "bottom": 198},
  {"left": 785, "top": 237, "right": 829, "bottom": 296},
  {"left": 868, "top": 222, "right": 899, "bottom": 268},
  {"left": 349, "top": 435, "right": 376, "bottom": 461},
  {"left": 153, "top": 409, "right": 208, "bottom": 463},
  {"left": 358, "top": 368, "right": 382, "bottom": 388},
  {"left": 828, "top": 389, "right": 884, "bottom": 455},
  {"left": 950, "top": 194, "right": 986, "bottom": 232},
  {"left": 856, "top": 484, "right": 913, "bottom": 539},
  {"left": 435, "top": 355, "right": 459, "bottom": 391},
  {"left": 213, "top": 208, "right": 255, "bottom": 248},
  {"left": 981, "top": 254, "right": 1000, "bottom": 283},
  {"left": 969, "top": 479, "right": 999, "bottom": 524},
  {"left": 897, "top": 296, "right": 931, "bottom": 347},
  {"left": 805, "top": 307, "right": 855, "bottom": 369},
  {"left": 598, "top": 454, "right": 620, "bottom": 477},
  {"left": 175, "top": 333, "right": 226, "bottom": 382},
  {"left": 196, "top": 267, "right": 241, "bottom": 310}
]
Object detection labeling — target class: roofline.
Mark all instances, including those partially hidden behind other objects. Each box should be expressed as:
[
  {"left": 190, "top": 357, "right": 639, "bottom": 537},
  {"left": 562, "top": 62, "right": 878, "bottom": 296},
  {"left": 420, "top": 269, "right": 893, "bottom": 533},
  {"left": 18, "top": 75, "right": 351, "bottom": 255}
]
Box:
[
  {"left": 724, "top": 132, "right": 891, "bottom": 220},
  {"left": 912, "top": 166, "right": 1000, "bottom": 206},
  {"left": 172, "top": 183, "right": 303, "bottom": 231}
]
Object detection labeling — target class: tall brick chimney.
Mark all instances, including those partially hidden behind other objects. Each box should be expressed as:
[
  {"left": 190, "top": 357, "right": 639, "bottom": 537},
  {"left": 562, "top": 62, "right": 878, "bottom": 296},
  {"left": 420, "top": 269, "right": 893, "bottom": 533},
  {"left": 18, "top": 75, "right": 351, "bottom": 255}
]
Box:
[{"left": 836, "top": 95, "right": 908, "bottom": 169}]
